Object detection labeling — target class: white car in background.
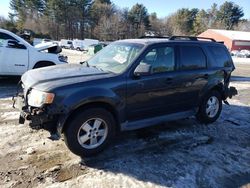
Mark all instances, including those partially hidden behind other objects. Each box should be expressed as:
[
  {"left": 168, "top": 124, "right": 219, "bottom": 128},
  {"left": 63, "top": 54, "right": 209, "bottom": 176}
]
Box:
[
  {"left": 0, "top": 28, "right": 67, "bottom": 76},
  {"left": 60, "top": 39, "right": 73, "bottom": 49}
]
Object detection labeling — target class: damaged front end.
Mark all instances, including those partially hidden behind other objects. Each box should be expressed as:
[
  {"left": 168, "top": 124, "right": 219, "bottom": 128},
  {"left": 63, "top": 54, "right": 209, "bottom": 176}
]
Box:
[{"left": 12, "top": 82, "right": 60, "bottom": 135}]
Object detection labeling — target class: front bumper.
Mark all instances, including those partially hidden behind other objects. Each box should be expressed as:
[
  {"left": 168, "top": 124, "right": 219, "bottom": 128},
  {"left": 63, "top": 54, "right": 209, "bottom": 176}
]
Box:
[{"left": 13, "top": 95, "right": 58, "bottom": 133}]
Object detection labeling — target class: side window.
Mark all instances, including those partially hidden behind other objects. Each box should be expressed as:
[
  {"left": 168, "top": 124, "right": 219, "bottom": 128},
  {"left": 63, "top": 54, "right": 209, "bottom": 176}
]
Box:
[
  {"left": 141, "top": 46, "right": 175, "bottom": 73},
  {"left": 0, "top": 32, "right": 17, "bottom": 47},
  {"left": 208, "top": 46, "right": 232, "bottom": 67},
  {"left": 180, "top": 46, "right": 206, "bottom": 70}
]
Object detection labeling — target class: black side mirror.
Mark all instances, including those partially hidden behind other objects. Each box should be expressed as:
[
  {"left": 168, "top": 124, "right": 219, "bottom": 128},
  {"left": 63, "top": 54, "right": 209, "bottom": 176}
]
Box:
[
  {"left": 7, "top": 40, "right": 19, "bottom": 48},
  {"left": 7, "top": 40, "right": 26, "bottom": 49},
  {"left": 134, "top": 63, "right": 151, "bottom": 76}
]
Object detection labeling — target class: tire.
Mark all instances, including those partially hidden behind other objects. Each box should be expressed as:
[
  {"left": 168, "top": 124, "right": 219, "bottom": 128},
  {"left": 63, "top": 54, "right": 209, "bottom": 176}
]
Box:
[
  {"left": 64, "top": 108, "right": 116, "bottom": 157},
  {"left": 33, "top": 62, "right": 55, "bottom": 69},
  {"left": 196, "top": 90, "right": 222, "bottom": 124}
]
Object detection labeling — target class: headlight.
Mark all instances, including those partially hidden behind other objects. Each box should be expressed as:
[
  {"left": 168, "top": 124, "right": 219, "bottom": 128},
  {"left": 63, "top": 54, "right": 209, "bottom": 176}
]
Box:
[{"left": 28, "top": 89, "right": 55, "bottom": 107}]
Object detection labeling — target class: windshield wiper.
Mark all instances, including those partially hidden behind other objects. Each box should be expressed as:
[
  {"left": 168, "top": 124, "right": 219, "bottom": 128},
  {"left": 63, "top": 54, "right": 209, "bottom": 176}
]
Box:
[
  {"left": 80, "top": 61, "right": 89, "bottom": 67},
  {"left": 91, "top": 65, "right": 104, "bottom": 71},
  {"left": 91, "top": 65, "right": 114, "bottom": 73}
]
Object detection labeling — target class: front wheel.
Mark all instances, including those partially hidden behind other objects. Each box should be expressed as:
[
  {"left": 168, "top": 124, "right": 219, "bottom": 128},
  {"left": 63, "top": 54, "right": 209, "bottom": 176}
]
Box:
[
  {"left": 196, "top": 90, "right": 222, "bottom": 124},
  {"left": 64, "top": 108, "right": 116, "bottom": 157}
]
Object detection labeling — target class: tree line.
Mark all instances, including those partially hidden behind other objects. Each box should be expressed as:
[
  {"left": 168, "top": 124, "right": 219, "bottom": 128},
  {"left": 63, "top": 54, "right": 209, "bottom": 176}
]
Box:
[{"left": 0, "top": 0, "right": 249, "bottom": 41}]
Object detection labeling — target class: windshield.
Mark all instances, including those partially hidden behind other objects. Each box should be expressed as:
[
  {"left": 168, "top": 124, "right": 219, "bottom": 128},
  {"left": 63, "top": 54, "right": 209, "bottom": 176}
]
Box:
[{"left": 87, "top": 42, "right": 144, "bottom": 74}]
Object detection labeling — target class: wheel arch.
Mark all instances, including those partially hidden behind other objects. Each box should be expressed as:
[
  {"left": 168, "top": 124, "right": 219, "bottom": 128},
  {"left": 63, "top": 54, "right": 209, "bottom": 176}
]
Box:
[
  {"left": 58, "top": 101, "right": 120, "bottom": 134},
  {"left": 198, "top": 82, "right": 224, "bottom": 106},
  {"left": 210, "top": 83, "right": 224, "bottom": 93},
  {"left": 33, "top": 61, "right": 55, "bottom": 69}
]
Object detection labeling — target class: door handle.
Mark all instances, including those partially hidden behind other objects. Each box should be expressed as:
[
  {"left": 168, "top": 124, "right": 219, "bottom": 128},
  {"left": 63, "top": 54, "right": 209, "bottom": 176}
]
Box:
[
  {"left": 203, "top": 74, "right": 209, "bottom": 79},
  {"left": 163, "top": 77, "right": 173, "bottom": 84},
  {"left": 196, "top": 74, "right": 209, "bottom": 80},
  {"left": 165, "top": 77, "right": 173, "bottom": 82}
]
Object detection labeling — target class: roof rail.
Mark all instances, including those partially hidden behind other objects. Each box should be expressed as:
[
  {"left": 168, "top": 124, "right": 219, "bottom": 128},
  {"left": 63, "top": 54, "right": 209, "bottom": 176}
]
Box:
[
  {"left": 169, "top": 36, "right": 216, "bottom": 42},
  {"left": 139, "top": 36, "right": 169, "bottom": 39}
]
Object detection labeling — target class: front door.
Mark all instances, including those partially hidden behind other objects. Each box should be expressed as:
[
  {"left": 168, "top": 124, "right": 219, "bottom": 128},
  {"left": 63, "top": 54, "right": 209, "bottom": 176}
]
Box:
[{"left": 126, "top": 45, "right": 181, "bottom": 121}]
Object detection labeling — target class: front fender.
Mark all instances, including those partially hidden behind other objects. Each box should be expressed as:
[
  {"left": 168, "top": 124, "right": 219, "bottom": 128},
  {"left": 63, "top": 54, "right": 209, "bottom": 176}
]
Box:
[
  {"left": 56, "top": 87, "right": 124, "bottom": 134},
  {"left": 63, "top": 87, "right": 122, "bottom": 110}
]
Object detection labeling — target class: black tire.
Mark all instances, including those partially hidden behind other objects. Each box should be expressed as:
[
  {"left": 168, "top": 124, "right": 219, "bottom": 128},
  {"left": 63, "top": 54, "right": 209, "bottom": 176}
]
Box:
[
  {"left": 196, "top": 90, "right": 222, "bottom": 124},
  {"left": 64, "top": 108, "right": 116, "bottom": 157},
  {"left": 33, "top": 62, "right": 55, "bottom": 69}
]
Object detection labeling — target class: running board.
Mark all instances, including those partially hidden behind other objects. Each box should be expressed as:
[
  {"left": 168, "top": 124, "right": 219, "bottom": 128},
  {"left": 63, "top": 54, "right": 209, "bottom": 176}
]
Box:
[{"left": 121, "top": 110, "right": 196, "bottom": 131}]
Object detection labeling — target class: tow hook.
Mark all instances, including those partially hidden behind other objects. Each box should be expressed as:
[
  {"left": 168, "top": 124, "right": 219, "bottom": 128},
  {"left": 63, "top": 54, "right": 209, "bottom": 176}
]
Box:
[{"left": 223, "top": 100, "right": 230, "bottom": 105}]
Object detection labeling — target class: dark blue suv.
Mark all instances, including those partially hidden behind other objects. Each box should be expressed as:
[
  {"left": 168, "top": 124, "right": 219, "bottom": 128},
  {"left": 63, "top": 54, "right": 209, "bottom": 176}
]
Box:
[{"left": 14, "top": 36, "right": 237, "bottom": 157}]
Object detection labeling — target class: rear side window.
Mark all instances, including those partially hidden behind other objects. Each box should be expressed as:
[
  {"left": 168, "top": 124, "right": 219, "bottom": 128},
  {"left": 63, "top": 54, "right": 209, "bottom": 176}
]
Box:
[
  {"left": 180, "top": 46, "right": 206, "bottom": 70},
  {"left": 208, "top": 46, "right": 232, "bottom": 67}
]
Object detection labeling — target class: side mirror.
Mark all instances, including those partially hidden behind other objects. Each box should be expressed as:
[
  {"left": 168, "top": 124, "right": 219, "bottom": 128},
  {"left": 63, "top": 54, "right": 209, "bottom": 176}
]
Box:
[
  {"left": 7, "top": 40, "right": 26, "bottom": 49},
  {"left": 7, "top": 40, "right": 19, "bottom": 48},
  {"left": 134, "top": 63, "right": 151, "bottom": 76}
]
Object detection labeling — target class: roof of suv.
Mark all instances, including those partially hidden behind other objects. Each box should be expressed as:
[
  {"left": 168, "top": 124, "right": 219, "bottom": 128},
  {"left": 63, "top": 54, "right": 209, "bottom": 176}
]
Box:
[
  {"left": 117, "top": 38, "right": 169, "bottom": 45},
  {"left": 116, "top": 36, "right": 223, "bottom": 46}
]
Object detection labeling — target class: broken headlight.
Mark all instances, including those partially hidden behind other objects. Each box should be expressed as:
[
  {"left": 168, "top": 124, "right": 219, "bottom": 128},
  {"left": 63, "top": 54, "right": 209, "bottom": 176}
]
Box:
[{"left": 28, "top": 89, "right": 55, "bottom": 107}]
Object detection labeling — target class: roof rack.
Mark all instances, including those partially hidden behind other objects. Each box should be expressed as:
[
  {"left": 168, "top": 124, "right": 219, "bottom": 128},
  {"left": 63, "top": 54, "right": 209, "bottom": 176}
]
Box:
[
  {"left": 169, "top": 36, "right": 216, "bottom": 42},
  {"left": 139, "top": 36, "right": 169, "bottom": 39}
]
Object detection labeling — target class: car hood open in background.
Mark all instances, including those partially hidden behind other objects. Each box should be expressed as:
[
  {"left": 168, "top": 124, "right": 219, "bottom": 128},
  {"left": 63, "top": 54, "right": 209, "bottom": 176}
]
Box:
[
  {"left": 35, "top": 42, "right": 62, "bottom": 54},
  {"left": 21, "top": 64, "right": 112, "bottom": 91}
]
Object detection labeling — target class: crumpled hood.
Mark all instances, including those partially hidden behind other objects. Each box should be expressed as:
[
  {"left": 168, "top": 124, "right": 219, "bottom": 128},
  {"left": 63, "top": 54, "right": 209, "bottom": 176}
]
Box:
[{"left": 21, "top": 64, "right": 112, "bottom": 91}]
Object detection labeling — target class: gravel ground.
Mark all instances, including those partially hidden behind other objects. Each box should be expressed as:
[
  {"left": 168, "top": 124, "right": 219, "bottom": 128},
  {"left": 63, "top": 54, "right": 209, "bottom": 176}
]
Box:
[{"left": 0, "top": 52, "right": 250, "bottom": 188}]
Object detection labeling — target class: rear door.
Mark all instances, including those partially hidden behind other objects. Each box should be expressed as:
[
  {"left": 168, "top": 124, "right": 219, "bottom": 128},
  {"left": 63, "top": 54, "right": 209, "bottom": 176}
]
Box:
[
  {"left": 176, "top": 44, "right": 209, "bottom": 109},
  {"left": 0, "top": 32, "right": 28, "bottom": 75}
]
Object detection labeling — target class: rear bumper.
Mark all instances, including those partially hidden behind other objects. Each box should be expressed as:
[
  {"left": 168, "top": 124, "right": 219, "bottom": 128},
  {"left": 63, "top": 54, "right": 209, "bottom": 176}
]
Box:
[{"left": 224, "top": 86, "right": 238, "bottom": 99}]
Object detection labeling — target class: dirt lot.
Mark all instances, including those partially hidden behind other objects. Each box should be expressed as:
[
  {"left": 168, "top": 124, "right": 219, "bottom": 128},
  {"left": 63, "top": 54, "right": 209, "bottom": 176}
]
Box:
[{"left": 0, "top": 53, "right": 250, "bottom": 188}]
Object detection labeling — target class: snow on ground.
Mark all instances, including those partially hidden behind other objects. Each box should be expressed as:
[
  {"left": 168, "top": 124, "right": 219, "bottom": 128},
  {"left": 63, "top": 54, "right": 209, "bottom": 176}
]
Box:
[
  {"left": 0, "top": 63, "right": 250, "bottom": 188},
  {"left": 233, "top": 57, "right": 250, "bottom": 64}
]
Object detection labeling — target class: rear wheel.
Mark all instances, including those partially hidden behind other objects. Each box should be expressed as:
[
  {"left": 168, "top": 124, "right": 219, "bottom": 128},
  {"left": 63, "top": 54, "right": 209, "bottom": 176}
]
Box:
[
  {"left": 64, "top": 108, "right": 115, "bottom": 157},
  {"left": 196, "top": 90, "right": 222, "bottom": 124}
]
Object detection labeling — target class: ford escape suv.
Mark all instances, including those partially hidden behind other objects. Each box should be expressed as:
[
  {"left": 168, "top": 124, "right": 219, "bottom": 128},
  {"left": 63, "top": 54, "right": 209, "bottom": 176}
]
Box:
[{"left": 14, "top": 36, "right": 237, "bottom": 157}]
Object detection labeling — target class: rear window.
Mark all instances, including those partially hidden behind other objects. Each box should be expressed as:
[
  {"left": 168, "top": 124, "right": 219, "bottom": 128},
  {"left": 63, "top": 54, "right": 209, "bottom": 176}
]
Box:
[
  {"left": 180, "top": 46, "right": 206, "bottom": 70},
  {"left": 208, "top": 46, "right": 232, "bottom": 67}
]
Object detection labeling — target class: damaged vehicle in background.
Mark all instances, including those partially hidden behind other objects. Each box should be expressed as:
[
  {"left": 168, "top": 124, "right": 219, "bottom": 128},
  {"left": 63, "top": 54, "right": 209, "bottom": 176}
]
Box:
[
  {"left": 0, "top": 28, "right": 67, "bottom": 76},
  {"left": 14, "top": 36, "right": 237, "bottom": 158}
]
